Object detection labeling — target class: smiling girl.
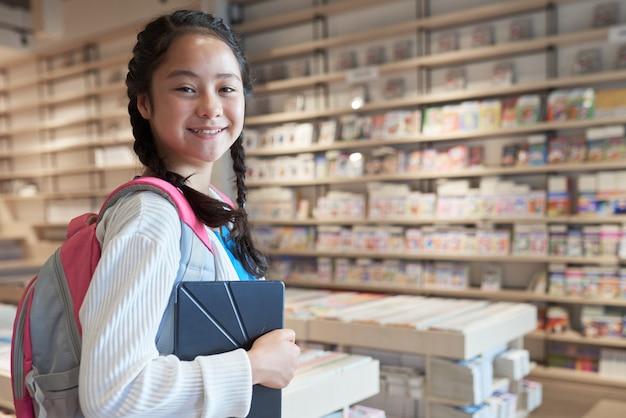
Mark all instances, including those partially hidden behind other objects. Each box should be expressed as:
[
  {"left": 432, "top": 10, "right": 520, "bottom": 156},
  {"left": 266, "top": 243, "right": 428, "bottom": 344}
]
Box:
[{"left": 77, "top": 10, "right": 300, "bottom": 418}]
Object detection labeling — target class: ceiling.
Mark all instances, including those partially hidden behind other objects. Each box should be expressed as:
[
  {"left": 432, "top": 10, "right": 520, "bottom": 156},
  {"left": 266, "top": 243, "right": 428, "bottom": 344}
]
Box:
[{"left": 0, "top": 0, "right": 30, "bottom": 10}]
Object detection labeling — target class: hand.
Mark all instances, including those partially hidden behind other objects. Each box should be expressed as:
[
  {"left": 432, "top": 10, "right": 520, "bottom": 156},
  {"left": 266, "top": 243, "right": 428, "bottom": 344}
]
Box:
[{"left": 247, "top": 328, "right": 300, "bottom": 389}]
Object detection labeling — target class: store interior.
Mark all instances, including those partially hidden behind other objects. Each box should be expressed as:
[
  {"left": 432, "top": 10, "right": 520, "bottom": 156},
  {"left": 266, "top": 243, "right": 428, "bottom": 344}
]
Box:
[{"left": 2, "top": 0, "right": 626, "bottom": 417}]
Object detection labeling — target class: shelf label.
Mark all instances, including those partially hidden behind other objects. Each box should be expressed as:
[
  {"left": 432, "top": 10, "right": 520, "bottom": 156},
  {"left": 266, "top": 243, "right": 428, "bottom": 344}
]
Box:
[
  {"left": 609, "top": 24, "right": 626, "bottom": 43},
  {"left": 346, "top": 66, "right": 379, "bottom": 84}
]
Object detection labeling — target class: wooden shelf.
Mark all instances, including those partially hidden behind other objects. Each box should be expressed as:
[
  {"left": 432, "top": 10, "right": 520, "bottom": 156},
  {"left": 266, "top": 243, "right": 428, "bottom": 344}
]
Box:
[
  {"left": 267, "top": 249, "right": 622, "bottom": 265},
  {"left": 38, "top": 53, "right": 130, "bottom": 83},
  {"left": 526, "top": 330, "right": 626, "bottom": 349},
  {"left": 251, "top": 214, "right": 626, "bottom": 227},
  {"left": 246, "top": 159, "right": 626, "bottom": 187},
  {"left": 1, "top": 188, "right": 114, "bottom": 202},
  {"left": 264, "top": 28, "right": 616, "bottom": 93},
  {"left": 232, "top": 0, "right": 401, "bottom": 35},
  {"left": 284, "top": 280, "right": 626, "bottom": 307},
  {"left": 529, "top": 365, "right": 626, "bottom": 389},
  {"left": 246, "top": 99, "right": 626, "bottom": 128},
  {"left": 0, "top": 108, "right": 127, "bottom": 136},
  {"left": 247, "top": 0, "right": 587, "bottom": 63},
  {"left": 0, "top": 133, "right": 132, "bottom": 159},
  {"left": 0, "top": 162, "right": 136, "bottom": 181}
]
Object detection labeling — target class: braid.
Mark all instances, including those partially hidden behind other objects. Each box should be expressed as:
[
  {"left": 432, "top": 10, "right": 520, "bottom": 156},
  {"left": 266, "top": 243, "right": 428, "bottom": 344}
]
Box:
[
  {"left": 229, "top": 136, "right": 268, "bottom": 277},
  {"left": 230, "top": 136, "right": 248, "bottom": 209}
]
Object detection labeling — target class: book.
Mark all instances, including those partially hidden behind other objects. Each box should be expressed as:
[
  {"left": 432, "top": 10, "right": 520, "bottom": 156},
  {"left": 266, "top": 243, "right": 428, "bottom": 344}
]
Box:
[
  {"left": 468, "top": 145, "right": 485, "bottom": 168},
  {"left": 478, "top": 100, "right": 501, "bottom": 130},
  {"left": 459, "top": 101, "right": 480, "bottom": 131},
  {"left": 336, "top": 50, "right": 358, "bottom": 70},
  {"left": 437, "top": 30, "right": 459, "bottom": 53},
  {"left": 267, "top": 62, "right": 287, "bottom": 81},
  {"left": 471, "top": 25, "right": 494, "bottom": 47},
  {"left": 547, "top": 176, "right": 570, "bottom": 216},
  {"left": 355, "top": 116, "right": 373, "bottom": 140},
  {"left": 383, "top": 77, "right": 405, "bottom": 99},
  {"left": 445, "top": 67, "right": 466, "bottom": 90},
  {"left": 364, "top": 45, "right": 386, "bottom": 65},
  {"left": 501, "top": 144, "right": 519, "bottom": 166},
  {"left": 287, "top": 59, "right": 310, "bottom": 78},
  {"left": 593, "top": 2, "right": 619, "bottom": 27},
  {"left": 392, "top": 39, "right": 413, "bottom": 61},
  {"left": 527, "top": 135, "right": 547, "bottom": 166},
  {"left": 481, "top": 264, "right": 502, "bottom": 291},
  {"left": 441, "top": 105, "right": 460, "bottom": 132},
  {"left": 516, "top": 95, "right": 541, "bottom": 125},
  {"left": 509, "top": 18, "right": 533, "bottom": 41},
  {"left": 567, "top": 136, "right": 587, "bottom": 162},
  {"left": 547, "top": 137, "right": 568, "bottom": 164},
  {"left": 491, "top": 62, "right": 515, "bottom": 86},
  {"left": 572, "top": 48, "right": 602, "bottom": 75},
  {"left": 284, "top": 93, "right": 305, "bottom": 112},
  {"left": 568, "top": 88, "right": 595, "bottom": 119},
  {"left": 318, "top": 120, "right": 338, "bottom": 145},
  {"left": 422, "top": 106, "right": 444, "bottom": 135},
  {"left": 500, "top": 97, "right": 519, "bottom": 128},
  {"left": 546, "top": 90, "right": 569, "bottom": 121},
  {"left": 340, "top": 115, "right": 359, "bottom": 141},
  {"left": 586, "top": 127, "right": 607, "bottom": 162}
]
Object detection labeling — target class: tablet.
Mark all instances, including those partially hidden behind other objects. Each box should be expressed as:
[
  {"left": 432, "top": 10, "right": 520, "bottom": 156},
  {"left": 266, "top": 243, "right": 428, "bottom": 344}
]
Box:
[{"left": 174, "top": 280, "right": 285, "bottom": 418}]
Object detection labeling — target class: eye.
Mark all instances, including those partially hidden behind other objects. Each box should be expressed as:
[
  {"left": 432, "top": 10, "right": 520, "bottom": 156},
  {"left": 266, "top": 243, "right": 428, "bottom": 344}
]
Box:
[
  {"left": 176, "top": 86, "right": 196, "bottom": 93},
  {"left": 220, "top": 86, "right": 236, "bottom": 93}
]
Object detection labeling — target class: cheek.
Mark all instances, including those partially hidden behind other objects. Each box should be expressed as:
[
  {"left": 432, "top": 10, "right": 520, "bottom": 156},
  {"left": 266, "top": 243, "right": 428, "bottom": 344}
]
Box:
[{"left": 232, "top": 100, "right": 246, "bottom": 128}]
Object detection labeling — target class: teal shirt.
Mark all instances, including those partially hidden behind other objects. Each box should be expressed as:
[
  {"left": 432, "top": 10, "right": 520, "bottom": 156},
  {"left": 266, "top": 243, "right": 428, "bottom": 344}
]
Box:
[{"left": 215, "top": 226, "right": 258, "bottom": 281}]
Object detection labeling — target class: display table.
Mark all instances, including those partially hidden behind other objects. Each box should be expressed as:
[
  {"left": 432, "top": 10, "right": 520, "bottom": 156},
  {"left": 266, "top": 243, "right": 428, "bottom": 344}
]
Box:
[
  {"left": 582, "top": 399, "right": 626, "bottom": 418},
  {"left": 285, "top": 290, "right": 537, "bottom": 360},
  {"left": 284, "top": 288, "right": 538, "bottom": 418},
  {"left": 283, "top": 351, "right": 379, "bottom": 418}
]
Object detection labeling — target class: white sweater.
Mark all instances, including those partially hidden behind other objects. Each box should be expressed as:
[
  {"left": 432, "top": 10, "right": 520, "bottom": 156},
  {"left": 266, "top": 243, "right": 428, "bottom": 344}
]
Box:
[{"left": 78, "top": 191, "right": 252, "bottom": 418}]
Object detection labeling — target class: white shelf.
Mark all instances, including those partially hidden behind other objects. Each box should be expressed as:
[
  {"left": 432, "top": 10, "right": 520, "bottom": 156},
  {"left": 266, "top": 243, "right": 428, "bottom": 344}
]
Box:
[
  {"left": 286, "top": 291, "right": 537, "bottom": 359},
  {"left": 283, "top": 354, "right": 379, "bottom": 418}
]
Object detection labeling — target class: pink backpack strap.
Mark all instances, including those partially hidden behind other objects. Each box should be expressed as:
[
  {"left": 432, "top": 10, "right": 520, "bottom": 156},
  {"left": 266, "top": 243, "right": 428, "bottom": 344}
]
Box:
[
  {"left": 100, "top": 177, "right": 212, "bottom": 251},
  {"left": 210, "top": 185, "right": 235, "bottom": 207}
]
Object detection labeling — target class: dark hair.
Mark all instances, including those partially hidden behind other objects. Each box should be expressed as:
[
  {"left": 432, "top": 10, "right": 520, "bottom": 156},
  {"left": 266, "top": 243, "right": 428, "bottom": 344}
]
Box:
[{"left": 126, "top": 10, "right": 267, "bottom": 277}]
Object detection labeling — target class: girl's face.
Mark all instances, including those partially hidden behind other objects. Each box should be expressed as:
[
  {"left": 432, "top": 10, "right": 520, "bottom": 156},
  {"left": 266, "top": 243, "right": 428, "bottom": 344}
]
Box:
[{"left": 137, "top": 34, "right": 245, "bottom": 178}]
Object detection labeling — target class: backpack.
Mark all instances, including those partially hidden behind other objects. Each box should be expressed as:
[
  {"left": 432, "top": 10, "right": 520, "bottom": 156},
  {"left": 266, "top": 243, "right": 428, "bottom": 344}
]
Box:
[{"left": 11, "top": 176, "right": 224, "bottom": 418}]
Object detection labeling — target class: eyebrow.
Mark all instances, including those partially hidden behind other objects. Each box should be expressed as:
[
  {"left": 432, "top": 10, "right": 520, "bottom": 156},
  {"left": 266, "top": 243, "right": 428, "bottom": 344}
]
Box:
[{"left": 166, "top": 69, "right": 242, "bottom": 82}]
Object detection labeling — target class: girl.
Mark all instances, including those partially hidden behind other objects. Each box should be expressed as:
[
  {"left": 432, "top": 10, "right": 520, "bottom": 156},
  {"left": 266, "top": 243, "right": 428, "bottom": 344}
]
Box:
[{"left": 78, "top": 10, "right": 300, "bottom": 417}]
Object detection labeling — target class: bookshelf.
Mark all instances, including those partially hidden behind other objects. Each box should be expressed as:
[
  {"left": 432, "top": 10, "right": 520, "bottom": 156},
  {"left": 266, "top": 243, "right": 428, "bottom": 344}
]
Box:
[{"left": 237, "top": 0, "right": 626, "bottom": 399}]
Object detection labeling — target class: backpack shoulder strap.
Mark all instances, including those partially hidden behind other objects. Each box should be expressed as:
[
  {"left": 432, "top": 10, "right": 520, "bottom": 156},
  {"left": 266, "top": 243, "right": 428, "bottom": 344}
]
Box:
[
  {"left": 210, "top": 185, "right": 235, "bottom": 208},
  {"left": 101, "top": 177, "right": 212, "bottom": 251}
]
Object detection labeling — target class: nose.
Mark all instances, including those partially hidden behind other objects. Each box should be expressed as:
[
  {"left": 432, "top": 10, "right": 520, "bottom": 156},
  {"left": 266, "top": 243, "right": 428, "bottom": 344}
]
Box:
[{"left": 196, "top": 91, "right": 222, "bottom": 119}]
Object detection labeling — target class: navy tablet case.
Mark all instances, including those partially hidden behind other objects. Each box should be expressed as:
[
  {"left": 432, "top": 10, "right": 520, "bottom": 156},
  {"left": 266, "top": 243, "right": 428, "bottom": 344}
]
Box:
[{"left": 174, "top": 280, "right": 285, "bottom": 418}]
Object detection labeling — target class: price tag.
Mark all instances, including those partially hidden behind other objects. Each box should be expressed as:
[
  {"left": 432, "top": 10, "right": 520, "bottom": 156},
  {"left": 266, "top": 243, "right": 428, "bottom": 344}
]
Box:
[
  {"left": 345, "top": 66, "right": 379, "bottom": 84},
  {"left": 609, "top": 24, "right": 626, "bottom": 43}
]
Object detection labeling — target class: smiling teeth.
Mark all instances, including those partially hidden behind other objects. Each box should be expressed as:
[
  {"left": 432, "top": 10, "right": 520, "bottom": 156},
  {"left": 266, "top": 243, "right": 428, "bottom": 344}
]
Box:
[{"left": 192, "top": 128, "right": 222, "bottom": 134}]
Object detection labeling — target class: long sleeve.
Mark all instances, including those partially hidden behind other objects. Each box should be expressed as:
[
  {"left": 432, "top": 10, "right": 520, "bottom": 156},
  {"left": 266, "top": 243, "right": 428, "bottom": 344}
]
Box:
[{"left": 78, "top": 191, "right": 253, "bottom": 418}]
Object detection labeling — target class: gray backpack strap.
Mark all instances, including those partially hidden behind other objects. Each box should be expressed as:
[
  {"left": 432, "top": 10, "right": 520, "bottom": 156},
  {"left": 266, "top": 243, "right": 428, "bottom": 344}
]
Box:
[{"left": 156, "top": 223, "right": 215, "bottom": 354}]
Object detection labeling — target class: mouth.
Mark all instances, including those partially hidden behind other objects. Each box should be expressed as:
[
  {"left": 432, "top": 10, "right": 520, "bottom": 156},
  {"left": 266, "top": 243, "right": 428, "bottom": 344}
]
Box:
[{"left": 189, "top": 127, "right": 225, "bottom": 135}]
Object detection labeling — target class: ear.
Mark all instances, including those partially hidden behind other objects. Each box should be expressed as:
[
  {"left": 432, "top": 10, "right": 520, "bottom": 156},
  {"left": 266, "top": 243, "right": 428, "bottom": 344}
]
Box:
[{"left": 137, "top": 93, "right": 152, "bottom": 119}]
